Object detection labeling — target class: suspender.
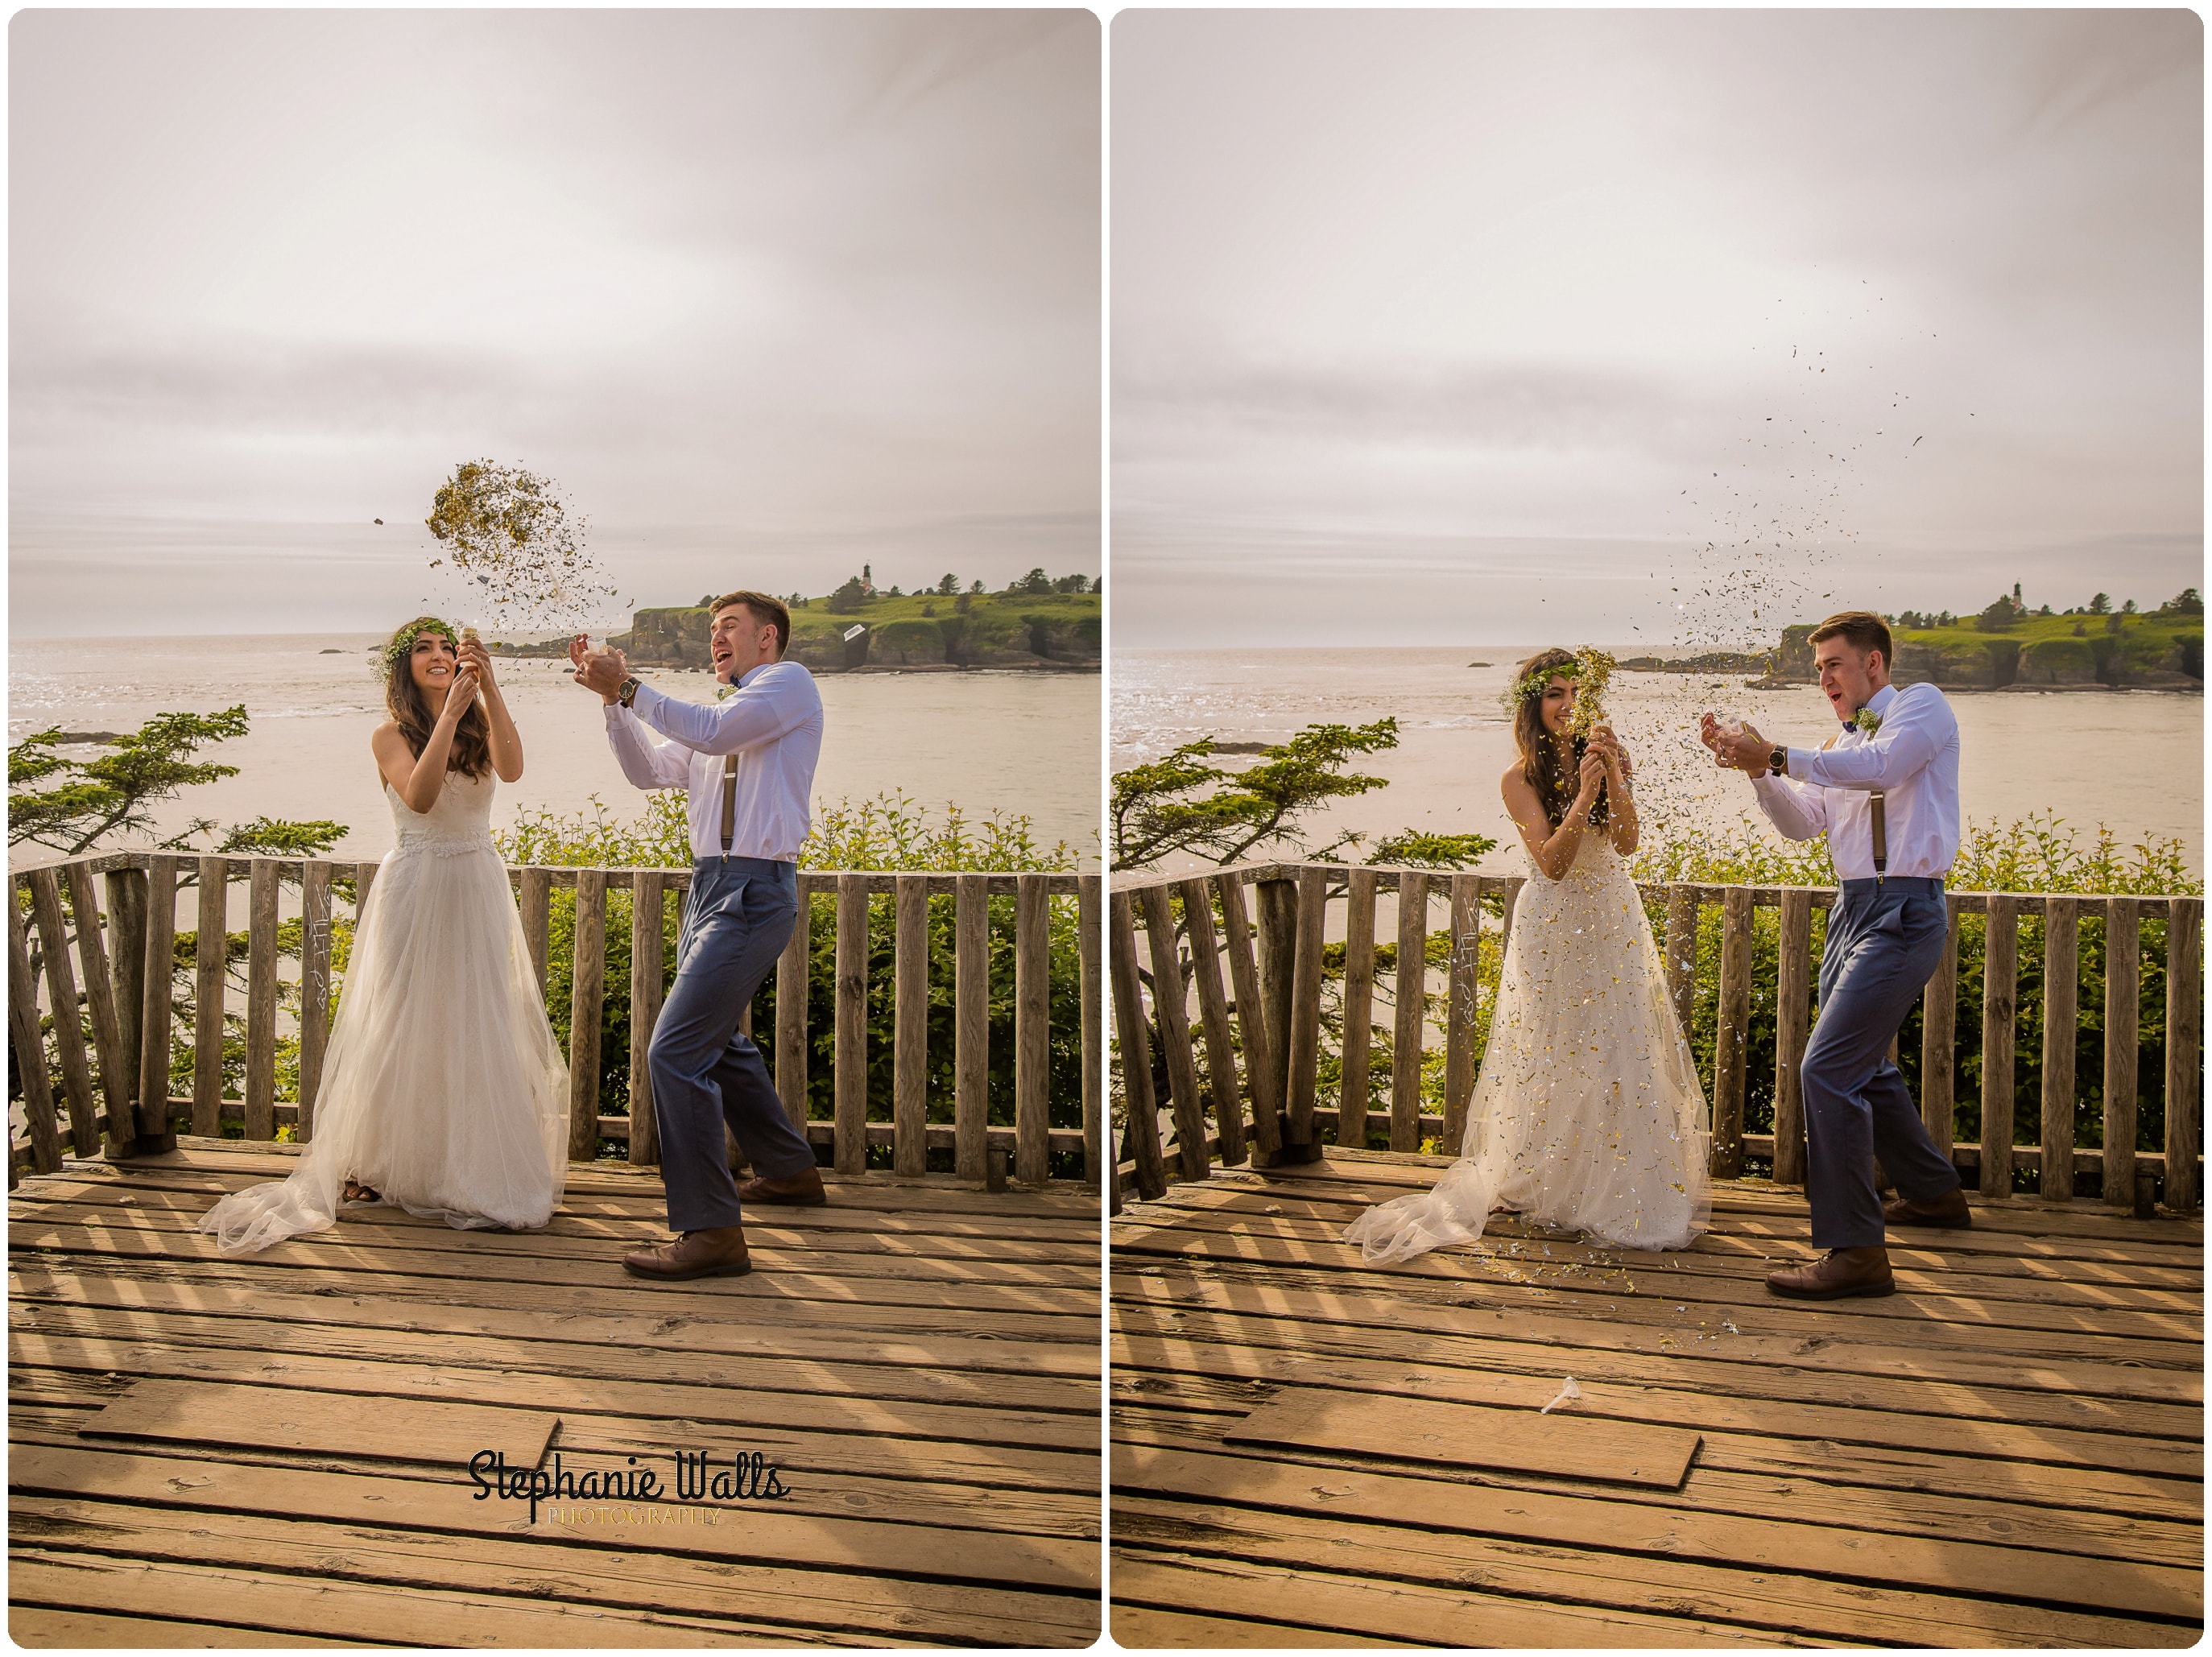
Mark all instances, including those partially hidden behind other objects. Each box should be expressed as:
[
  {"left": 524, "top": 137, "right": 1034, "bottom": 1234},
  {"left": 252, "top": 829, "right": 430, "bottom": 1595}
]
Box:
[
  {"left": 1826, "top": 729, "right": 1888, "bottom": 882},
  {"left": 720, "top": 754, "right": 737, "bottom": 864}
]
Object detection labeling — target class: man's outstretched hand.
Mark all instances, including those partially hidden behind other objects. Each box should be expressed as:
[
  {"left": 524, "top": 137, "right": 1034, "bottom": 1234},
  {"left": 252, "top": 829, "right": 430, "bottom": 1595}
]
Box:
[
  {"left": 570, "top": 635, "right": 631, "bottom": 704},
  {"left": 1699, "top": 713, "right": 1772, "bottom": 777}
]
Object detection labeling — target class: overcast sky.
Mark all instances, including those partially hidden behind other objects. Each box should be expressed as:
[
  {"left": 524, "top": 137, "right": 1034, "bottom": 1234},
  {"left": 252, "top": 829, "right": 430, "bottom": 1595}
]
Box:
[
  {"left": 1114, "top": 10, "right": 2202, "bottom": 649},
  {"left": 11, "top": 10, "right": 1098, "bottom": 637}
]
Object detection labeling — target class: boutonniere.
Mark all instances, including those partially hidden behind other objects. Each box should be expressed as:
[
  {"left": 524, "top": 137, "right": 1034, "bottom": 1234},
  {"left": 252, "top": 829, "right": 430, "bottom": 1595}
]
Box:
[
  {"left": 1853, "top": 706, "right": 1883, "bottom": 736},
  {"left": 716, "top": 680, "right": 737, "bottom": 701}
]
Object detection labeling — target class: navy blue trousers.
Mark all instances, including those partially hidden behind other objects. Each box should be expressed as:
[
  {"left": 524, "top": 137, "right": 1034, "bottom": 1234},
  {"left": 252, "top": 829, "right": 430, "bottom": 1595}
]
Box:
[
  {"left": 1800, "top": 877, "right": 1964, "bottom": 1249},
  {"left": 649, "top": 856, "right": 816, "bottom": 1231}
]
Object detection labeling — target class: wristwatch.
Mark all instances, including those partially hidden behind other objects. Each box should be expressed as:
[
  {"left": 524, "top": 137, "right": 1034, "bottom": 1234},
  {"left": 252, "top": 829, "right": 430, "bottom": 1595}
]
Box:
[
  {"left": 1768, "top": 744, "right": 1788, "bottom": 777},
  {"left": 616, "top": 675, "right": 641, "bottom": 709}
]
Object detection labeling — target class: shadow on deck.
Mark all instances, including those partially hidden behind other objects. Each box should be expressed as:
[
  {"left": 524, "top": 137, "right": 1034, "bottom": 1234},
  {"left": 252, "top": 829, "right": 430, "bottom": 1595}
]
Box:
[
  {"left": 9, "top": 1138, "right": 1101, "bottom": 1648},
  {"left": 1110, "top": 1147, "right": 2202, "bottom": 1649}
]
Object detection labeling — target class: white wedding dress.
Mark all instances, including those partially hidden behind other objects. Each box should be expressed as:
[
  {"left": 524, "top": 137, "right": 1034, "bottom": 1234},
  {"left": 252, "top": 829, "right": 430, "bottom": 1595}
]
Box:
[
  {"left": 198, "top": 768, "right": 570, "bottom": 1254},
  {"left": 1343, "top": 828, "right": 1712, "bottom": 1264}
]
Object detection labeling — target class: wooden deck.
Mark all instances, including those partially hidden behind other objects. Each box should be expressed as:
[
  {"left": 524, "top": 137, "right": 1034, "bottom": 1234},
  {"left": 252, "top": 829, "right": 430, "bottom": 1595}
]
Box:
[
  {"left": 9, "top": 1139, "right": 1102, "bottom": 1647},
  {"left": 1110, "top": 1147, "right": 2202, "bottom": 1649}
]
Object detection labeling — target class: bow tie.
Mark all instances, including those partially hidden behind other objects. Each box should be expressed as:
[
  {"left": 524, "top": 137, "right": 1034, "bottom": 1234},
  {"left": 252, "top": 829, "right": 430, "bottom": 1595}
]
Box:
[{"left": 1841, "top": 720, "right": 1858, "bottom": 734}]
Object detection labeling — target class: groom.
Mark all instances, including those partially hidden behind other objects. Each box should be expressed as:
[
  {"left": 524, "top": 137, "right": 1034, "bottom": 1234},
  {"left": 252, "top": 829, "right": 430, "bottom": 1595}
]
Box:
[
  {"left": 571, "top": 591, "right": 828, "bottom": 1280},
  {"left": 1701, "top": 610, "right": 1970, "bottom": 1300}
]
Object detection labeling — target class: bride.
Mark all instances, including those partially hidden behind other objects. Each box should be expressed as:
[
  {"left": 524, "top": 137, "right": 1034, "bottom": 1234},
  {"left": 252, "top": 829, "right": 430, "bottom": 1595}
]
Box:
[
  {"left": 1343, "top": 648, "right": 1711, "bottom": 1265},
  {"left": 198, "top": 618, "right": 570, "bottom": 1254}
]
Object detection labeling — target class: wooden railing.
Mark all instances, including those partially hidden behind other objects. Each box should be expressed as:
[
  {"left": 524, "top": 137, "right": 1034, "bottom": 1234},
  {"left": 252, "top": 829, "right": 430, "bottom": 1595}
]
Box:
[
  {"left": 9, "top": 851, "right": 1101, "bottom": 1190},
  {"left": 1110, "top": 862, "right": 2202, "bottom": 1215}
]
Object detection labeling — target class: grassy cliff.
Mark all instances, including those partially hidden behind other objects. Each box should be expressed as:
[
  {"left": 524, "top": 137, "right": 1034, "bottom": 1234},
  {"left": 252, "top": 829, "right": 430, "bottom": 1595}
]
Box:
[
  {"left": 1768, "top": 610, "right": 2202, "bottom": 690},
  {"left": 523, "top": 586, "right": 1102, "bottom": 671}
]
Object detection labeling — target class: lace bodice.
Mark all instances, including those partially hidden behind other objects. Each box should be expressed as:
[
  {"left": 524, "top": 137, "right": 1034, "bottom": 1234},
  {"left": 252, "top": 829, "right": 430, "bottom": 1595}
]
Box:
[
  {"left": 1520, "top": 818, "right": 1629, "bottom": 896},
  {"left": 384, "top": 768, "right": 497, "bottom": 857}
]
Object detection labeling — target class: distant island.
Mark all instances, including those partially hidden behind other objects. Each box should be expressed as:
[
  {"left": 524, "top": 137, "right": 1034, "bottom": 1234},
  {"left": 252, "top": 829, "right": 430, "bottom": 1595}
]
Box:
[
  {"left": 1624, "top": 585, "right": 2202, "bottom": 692},
  {"left": 489, "top": 565, "right": 1100, "bottom": 674}
]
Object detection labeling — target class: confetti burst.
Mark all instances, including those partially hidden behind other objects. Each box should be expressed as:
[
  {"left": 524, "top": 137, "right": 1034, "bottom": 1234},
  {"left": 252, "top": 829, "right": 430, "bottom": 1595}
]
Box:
[{"left": 423, "top": 460, "right": 617, "bottom": 636}]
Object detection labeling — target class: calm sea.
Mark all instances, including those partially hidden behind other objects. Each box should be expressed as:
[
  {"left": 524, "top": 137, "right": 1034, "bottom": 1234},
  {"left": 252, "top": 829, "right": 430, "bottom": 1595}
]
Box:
[
  {"left": 10, "top": 634, "right": 1103, "bottom": 867},
  {"left": 1113, "top": 647, "right": 2204, "bottom": 878}
]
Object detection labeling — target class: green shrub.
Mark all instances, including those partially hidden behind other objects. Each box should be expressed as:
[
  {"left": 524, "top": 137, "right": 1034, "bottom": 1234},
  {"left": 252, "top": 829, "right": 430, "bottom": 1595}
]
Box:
[
  {"left": 1125, "top": 813, "right": 2201, "bottom": 1198},
  {"left": 494, "top": 790, "right": 1089, "bottom": 1176}
]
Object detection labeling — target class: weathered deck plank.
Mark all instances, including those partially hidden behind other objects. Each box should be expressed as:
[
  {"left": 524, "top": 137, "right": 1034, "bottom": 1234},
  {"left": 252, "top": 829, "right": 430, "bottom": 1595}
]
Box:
[
  {"left": 10, "top": 1139, "right": 1101, "bottom": 1648},
  {"left": 1110, "top": 1148, "right": 2202, "bottom": 1649}
]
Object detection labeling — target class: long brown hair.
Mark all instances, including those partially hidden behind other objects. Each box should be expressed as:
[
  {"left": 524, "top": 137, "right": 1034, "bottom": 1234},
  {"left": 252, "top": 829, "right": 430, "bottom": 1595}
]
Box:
[
  {"left": 382, "top": 619, "right": 492, "bottom": 779},
  {"left": 1510, "top": 647, "right": 1607, "bottom": 828}
]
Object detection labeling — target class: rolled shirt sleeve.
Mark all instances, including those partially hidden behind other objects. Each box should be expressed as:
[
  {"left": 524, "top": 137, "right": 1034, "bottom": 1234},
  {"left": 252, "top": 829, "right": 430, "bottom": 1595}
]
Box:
[
  {"left": 602, "top": 703, "right": 693, "bottom": 791},
  {"left": 630, "top": 673, "right": 817, "bottom": 756},
  {"left": 1751, "top": 771, "right": 1828, "bottom": 841}
]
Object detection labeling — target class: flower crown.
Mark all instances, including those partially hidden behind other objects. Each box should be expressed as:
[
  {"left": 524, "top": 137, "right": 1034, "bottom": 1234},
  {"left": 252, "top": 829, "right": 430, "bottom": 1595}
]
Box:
[
  {"left": 1509, "top": 659, "right": 1579, "bottom": 707},
  {"left": 376, "top": 616, "right": 461, "bottom": 680},
  {"left": 1503, "top": 647, "right": 1617, "bottom": 736}
]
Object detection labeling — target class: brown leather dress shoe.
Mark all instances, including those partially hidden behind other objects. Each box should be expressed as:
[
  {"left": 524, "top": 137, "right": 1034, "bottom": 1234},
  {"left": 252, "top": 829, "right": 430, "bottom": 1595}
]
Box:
[
  {"left": 622, "top": 1225, "right": 751, "bottom": 1281},
  {"left": 738, "top": 1167, "right": 827, "bottom": 1206},
  {"left": 1767, "top": 1246, "right": 1894, "bottom": 1300},
  {"left": 1883, "top": 1187, "right": 1972, "bottom": 1229}
]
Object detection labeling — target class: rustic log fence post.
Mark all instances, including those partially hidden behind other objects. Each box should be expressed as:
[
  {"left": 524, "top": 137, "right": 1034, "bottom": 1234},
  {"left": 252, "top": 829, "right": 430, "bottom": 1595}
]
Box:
[
  {"left": 30, "top": 867, "right": 100, "bottom": 1159},
  {"left": 1180, "top": 878, "right": 1244, "bottom": 1167},
  {"left": 893, "top": 874, "right": 930, "bottom": 1177},
  {"left": 1710, "top": 886, "right": 1753, "bottom": 1180},
  {"left": 519, "top": 866, "right": 552, "bottom": 998},
  {"left": 296, "top": 860, "right": 331, "bottom": 1143},
  {"left": 1110, "top": 890, "right": 1168, "bottom": 1201},
  {"left": 1772, "top": 887, "right": 1813, "bottom": 1186},
  {"left": 953, "top": 874, "right": 989, "bottom": 1180},
  {"left": 628, "top": 870, "right": 666, "bottom": 1166},
  {"left": 1218, "top": 874, "right": 1282, "bottom": 1164},
  {"left": 1014, "top": 874, "right": 1052, "bottom": 1185},
  {"left": 1338, "top": 869, "right": 1378, "bottom": 1151},
  {"left": 2040, "top": 896, "right": 2080, "bottom": 1200},
  {"left": 1139, "top": 883, "right": 1208, "bottom": 1181},
  {"left": 104, "top": 866, "right": 148, "bottom": 1136},
  {"left": 8, "top": 878, "right": 63, "bottom": 1174},
  {"left": 567, "top": 869, "right": 607, "bottom": 1162},
  {"left": 1390, "top": 871, "right": 1430, "bottom": 1154},
  {"left": 2164, "top": 897, "right": 2201, "bottom": 1213},
  {"left": 61, "top": 864, "right": 132, "bottom": 1154},
  {"left": 1920, "top": 895, "right": 1959, "bottom": 1168},
  {"left": 1440, "top": 874, "right": 1482, "bottom": 1154},
  {"left": 1980, "top": 895, "right": 2020, "bottom": 1198},
  {"left": 1255, "top": 877, "right": 1299, "bottom": 1145},
  {"left": 1280, "top": 870, "right": 1327, "bottom": 1159},
  {"left": 775, "top": 879, "right": 812, "bottom": 1143},
  {"left": 188, "top": 859, "right": 235, "bottom": 1138},
  {"left": 833, "top": 874, "right": 870, "bottom": 1176},
  {"left": 1664, "top": 884, "right": 1698, "bottom": 1048},
  {"left": 135, "top": 856, "right": 180, "bottom": 1148},
  {"left": 243, "top": 858, "right": 280, "bottom": 1142},
  {"left": 2102, "top": 896, "right": 2141, "bottom": 1209},
  {"left": 1080, "top": 875, "right": 1102, "bottom": 1183}
]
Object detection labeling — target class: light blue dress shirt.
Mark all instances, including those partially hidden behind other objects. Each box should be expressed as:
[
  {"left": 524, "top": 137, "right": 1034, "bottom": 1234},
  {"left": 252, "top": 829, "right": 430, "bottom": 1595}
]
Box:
[
  {"left": 1751, "top": 680, "right": 1962, "bottom": 881},
  {"left": 602, "top": 660, "right": 825, "bottom": 862}
]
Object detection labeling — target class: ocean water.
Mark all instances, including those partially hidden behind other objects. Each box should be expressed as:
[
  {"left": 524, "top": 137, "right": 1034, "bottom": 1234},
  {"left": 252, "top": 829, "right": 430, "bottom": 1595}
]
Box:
[
  {"left": 1113, "top": 647, "right": 2203, "bottom": 878},
  {"left": 10, "top": 634, "right": 1102, "bottom": 867}
]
